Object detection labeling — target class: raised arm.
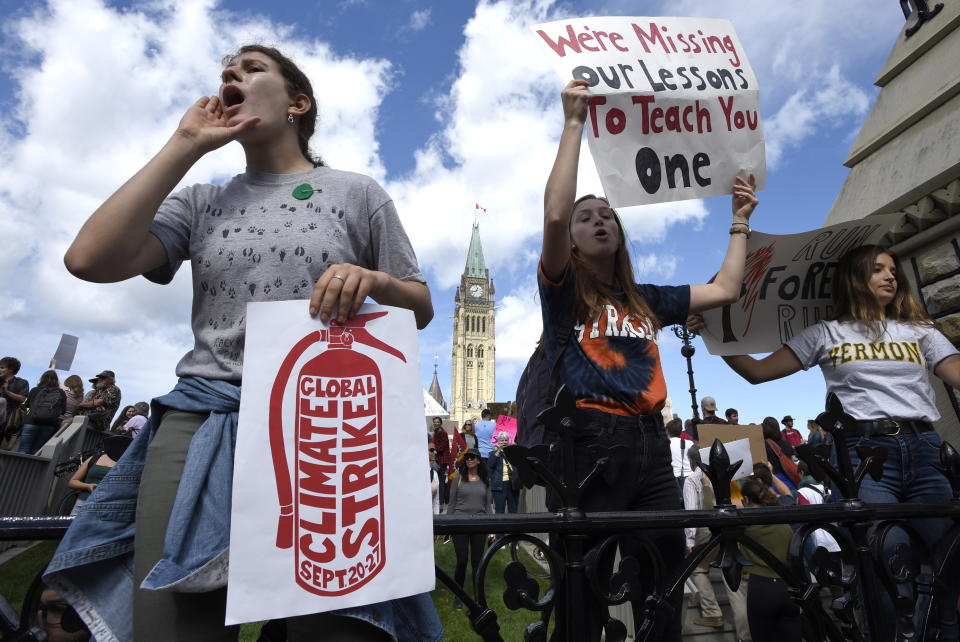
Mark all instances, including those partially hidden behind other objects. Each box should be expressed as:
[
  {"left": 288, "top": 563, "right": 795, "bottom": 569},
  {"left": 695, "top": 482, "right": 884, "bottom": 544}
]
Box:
[
  {"left": 541, "top": 79, "right": 592, "bottom": 282},
  {"left": 64, "top": 97, "right": 259, "bottom": 282},
  {"left": 722, "top": 347, "right": 803, "bottom": 385},
  {"left": 689, "top": 174, "right": 759, "bottom": 313}
]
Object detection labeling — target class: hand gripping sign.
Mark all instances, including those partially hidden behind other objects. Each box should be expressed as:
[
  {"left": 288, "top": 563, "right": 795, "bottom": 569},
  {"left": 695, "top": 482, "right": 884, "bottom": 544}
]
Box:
[{"left": 227, "top": 302, "right": 435, "bottom": 624}]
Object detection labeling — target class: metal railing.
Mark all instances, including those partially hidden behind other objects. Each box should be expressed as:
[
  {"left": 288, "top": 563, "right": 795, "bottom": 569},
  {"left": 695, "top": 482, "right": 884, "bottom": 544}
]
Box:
[{"left": 2, "top": 391, "right": 960, "bottom": 641}]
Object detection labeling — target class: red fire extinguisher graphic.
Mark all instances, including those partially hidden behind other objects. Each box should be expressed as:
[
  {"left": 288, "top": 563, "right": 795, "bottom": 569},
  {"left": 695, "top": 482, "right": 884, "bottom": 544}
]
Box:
[{"left": 269, "top": 311, "right": 405, "bottom": 596}]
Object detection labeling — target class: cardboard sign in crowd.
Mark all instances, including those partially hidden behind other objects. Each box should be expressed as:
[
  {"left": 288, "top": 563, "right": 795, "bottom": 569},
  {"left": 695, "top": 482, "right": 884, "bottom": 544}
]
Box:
[
  {"left": 227, "top": 302, "right": 434, "bottom": 624},
  {"left": 531, "top": 16, "right": 765, "bottom": 207},
  {"left": 699, "top": 213, "right": 904, "bottom": 355}
]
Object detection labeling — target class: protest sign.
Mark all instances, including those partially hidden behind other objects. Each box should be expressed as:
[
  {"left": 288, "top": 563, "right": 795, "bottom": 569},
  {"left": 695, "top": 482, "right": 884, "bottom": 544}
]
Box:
[
  {"left": 699, "top": 437, "right": 753, "bottom": 482},
  {"left": 227, "top": 301, "right": 434, "bottom": 624},
  {"left": 50, "top": 333, "right": 79, "bottom": 371},
  {"left": 491, "top": 415, "right": 518, "bottom": 445},
  {"left": 531, "top": 16, "right": 764, "bottom": 207},
  {"left": 700, "top": 213, "right": 904, "bottom": 356},
  {"left": 697, "top": 424, "right": 765, "bottom": 479}
]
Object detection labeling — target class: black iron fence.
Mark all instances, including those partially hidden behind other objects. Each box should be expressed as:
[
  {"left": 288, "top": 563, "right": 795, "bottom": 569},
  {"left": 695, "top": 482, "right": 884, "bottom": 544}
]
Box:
[{"left": 3, "top": 391, "right": 960, "bottom": 641}]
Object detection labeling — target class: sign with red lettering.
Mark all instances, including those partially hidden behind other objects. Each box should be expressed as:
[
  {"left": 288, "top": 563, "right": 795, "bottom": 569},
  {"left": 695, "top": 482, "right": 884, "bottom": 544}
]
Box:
[
  {"left": 226, "top": 301, "right": 434, "bottom": 624},
  {"left": 491, "top": 415, "right": 517, "bottom": 446},
  {"left": 699, "top": 214, "right": 903, "bottom": 355},
  {"left": 531, "top": 16, "right": 764, "bottom": 207}
]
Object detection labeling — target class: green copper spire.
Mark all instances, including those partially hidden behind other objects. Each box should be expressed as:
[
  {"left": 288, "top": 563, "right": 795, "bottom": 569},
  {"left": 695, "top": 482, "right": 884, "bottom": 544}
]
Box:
[{"left": 465, "top": 222, "right": 487, "bottom": 279}]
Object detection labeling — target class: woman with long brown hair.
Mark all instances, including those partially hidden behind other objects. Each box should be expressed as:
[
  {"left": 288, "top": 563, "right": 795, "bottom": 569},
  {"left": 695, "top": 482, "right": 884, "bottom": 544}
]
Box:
[
  {"left": 60, "top": 375, "right": 84, "bottom": 428},
  {"left": 46, "top": 44, "right": 438, "bottom": 642},
  {"left": 718, "top": 243, "right": 960, "bottom": 638},
  {"left": 540, "top": 78, "right": 759, "bottom": 641},
  {"left": 18, "top": 370, "right": 67, "bottom": 454}
]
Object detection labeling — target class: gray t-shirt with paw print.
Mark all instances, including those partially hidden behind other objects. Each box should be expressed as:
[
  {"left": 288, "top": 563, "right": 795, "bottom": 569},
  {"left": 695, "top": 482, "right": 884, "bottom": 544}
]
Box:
[{"left": 146, "top": 166, "right": 425, "bottom": 381}]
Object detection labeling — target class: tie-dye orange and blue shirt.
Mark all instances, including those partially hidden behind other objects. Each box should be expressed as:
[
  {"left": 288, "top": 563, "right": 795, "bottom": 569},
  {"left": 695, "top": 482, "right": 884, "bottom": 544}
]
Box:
[{"left": 539, "top": 263, "right": 690, "bottom": 416}]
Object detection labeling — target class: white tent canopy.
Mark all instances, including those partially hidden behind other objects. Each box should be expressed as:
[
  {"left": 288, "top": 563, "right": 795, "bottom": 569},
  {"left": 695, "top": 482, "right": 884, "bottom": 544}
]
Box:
[{"left": 423, "top": 389, "right": 448, "bottom": 417}]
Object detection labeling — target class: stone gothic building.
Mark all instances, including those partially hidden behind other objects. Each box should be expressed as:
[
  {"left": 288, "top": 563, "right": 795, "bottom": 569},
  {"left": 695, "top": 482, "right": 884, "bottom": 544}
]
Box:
[{"left": 450, "top": 222, "right": 496, "bottom": 426}]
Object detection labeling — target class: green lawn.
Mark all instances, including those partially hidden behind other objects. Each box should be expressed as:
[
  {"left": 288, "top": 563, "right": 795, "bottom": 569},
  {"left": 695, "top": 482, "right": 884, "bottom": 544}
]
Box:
[{"left": 0, "top": 539, "right": 551, "bottom": 641}]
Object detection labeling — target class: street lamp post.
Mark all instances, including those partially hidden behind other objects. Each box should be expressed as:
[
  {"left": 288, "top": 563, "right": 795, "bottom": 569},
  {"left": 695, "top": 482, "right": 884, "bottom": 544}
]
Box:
[{"left": 672, "top": 325, "right": 700, "bottom": 422}]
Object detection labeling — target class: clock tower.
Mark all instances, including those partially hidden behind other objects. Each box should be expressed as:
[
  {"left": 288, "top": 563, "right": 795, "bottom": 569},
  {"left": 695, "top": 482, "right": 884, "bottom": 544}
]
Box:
[{"left": 450, "top": 222, "right": 496, "bottom": 426}]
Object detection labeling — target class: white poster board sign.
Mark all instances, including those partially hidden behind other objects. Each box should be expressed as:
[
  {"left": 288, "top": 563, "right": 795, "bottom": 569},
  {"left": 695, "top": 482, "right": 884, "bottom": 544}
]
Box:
[
  {"left": 531, "top": 16, "right": 764, "bottom": 207},
  {"left": 699, "top": 437, "right": 753, "bottom": 481},
  {"left": 227, "top": 301, "right": 435, "bottom": 624},
  {"left": 700, "top": 213, "right": 903, "bottom": 355}
]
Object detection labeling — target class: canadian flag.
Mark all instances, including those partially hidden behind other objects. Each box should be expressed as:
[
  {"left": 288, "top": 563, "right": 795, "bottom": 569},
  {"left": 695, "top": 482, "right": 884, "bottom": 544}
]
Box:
[{"left": 475, "top": 203, "right": 486, "bottom": 213}]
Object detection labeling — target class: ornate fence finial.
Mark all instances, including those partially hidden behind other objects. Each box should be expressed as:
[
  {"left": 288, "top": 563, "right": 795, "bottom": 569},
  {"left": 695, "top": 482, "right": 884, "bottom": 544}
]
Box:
[{"left": 699, "top": 439, "right": 741, "bottom": 506}]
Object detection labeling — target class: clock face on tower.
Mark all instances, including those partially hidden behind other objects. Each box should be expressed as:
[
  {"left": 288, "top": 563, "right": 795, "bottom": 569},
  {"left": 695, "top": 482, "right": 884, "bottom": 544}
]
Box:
[{"left": 469, "top": 284, "right": 483, "bottom": 298}]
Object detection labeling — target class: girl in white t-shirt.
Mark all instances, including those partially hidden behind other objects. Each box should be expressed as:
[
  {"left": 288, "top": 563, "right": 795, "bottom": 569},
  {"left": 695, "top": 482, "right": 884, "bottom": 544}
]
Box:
[{"left": 716, "top": 244, "right": 960, "bottom": 638}]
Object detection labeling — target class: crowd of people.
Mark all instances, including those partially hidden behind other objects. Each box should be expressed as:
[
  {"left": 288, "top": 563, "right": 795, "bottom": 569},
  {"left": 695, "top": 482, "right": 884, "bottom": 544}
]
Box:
[
  {"left": 0, "top": 357, "right": 148, "bottom": 455},
  {"left": 1, "top": 39, "right": 951, "bottom": 642},
  {"left": 428, "top": 415, "right": 520, "bottom": 609}
]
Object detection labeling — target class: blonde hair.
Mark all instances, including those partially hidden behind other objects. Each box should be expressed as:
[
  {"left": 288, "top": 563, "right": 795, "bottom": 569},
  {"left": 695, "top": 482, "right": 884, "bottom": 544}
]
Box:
[
  {"left": 829, "top": 245, "right": 932, "bottom": 340},
  {"left": 570, "top": 195, "right": 660, "bottom": 334}
]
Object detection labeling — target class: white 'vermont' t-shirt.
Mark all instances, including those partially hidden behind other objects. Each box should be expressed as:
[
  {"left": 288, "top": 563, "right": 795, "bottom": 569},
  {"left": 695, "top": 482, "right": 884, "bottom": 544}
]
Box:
[{"left": 786, "top": 320, "right": 958, "bottom": 422}]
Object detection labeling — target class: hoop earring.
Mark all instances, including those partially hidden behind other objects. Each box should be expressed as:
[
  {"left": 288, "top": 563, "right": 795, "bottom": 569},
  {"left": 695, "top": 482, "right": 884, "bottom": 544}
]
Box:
[{"left": 287, "top": 114, "right": 295, "bottom": 125}]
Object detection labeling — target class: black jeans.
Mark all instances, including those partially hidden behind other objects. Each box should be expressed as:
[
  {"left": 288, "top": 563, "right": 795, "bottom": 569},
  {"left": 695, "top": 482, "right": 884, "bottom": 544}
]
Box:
[
  {"left": 546, "top": 408, "right": 683, "bottom": 642},
  {"left": 747, "top": 575, "right": 801, "bottom": 641},
  {"left": 452, "top": 532, "right": 487, "bottom": 594}
]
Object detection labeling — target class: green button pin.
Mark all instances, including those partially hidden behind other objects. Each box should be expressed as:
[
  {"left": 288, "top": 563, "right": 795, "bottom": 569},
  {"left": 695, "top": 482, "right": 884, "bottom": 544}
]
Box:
[{"left": 292, "top": 183, "right": 315, "bottom": 200}]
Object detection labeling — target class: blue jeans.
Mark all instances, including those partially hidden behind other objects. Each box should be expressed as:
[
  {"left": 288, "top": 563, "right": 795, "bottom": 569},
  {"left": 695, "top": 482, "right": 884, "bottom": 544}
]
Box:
[
  {"left": 843, "top": 431, "right": 957, "bottom": 640},
  {"left": 17, "top": 422, "right": 57, "bottom": 454},
  {"left": 545, "top": 408, "right": 683, "bottom": 642}
]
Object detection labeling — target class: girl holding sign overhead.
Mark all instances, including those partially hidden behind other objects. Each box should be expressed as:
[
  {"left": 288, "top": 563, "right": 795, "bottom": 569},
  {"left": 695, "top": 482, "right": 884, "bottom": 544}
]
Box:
[
  {"left": 48, "top": 45, "right": 439, "bottom": 642},
  {"left": 715, "top": 244, "right": 960, "bottom": 639},
  {"left": 539, "top": 78, "right": 758, "bottom": 641}
]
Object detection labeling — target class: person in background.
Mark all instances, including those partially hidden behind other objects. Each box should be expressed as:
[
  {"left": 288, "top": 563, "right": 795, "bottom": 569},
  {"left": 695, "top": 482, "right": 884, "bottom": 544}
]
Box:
[
  {"left": 684, "top": 449, "right": 751, "bottom": 639},
  {"left": 121, "top": 402, "right": 150, "bottom": 436},
  {"left": 691, "top": 395, "right": 726, "bottom": 441},
  {"left": 752, "top": 462, "right": 796, "bottom": 505},
  {"left": 487, "top": 431, "right": 519, "bottom": 530},
  {"left": 35, "top": 584, "right": 91, "bottom": 642},
  {"left": 666, "top": 418, "right": 689, "bottom": 504},
  {"left": 0, "top": 356, "right": 29, "bottom": 434},
  {"left": 432, "top": 416, "right": 451, "bottom": 513},
  {"left": 461, "top": 419, "right": 479, "bottom": 451},
  {"left": 445, "top": 448, "right": 492, "bottom": 609},
  {"left": 806, "top": 419, "right": 831, "bottom": 448},
  {"left": 474, "top": 408, "right": 496, "bottom": 459},
  {"left": 18, "top": 370, "right": 67, "bottom": 454},
  {"left": 725, "top": 407, "right": 739, "bottom": 424},
  {"left": 738, "top": 476, "right": 801, "bottom": 642},
  {"left": 68, "top": 435, "right": 132, "bottom": 515},
  {"left": 110, "top": 406, "right": 137, "bottom": 433},
  {"left": 780, "top": 415, "right": 803, "bottom": 448},
  {"left": 428, "top": 437, "right": 441, "bottom": 516},
  {"left": 76, "top": 370, "right": 121, "bottom": 433},
  {"left": 60, "top": 375, "right": 85, "bottom": 428},
  {"left": 762, "top": 416, "right": 798, "bottom": 492}
]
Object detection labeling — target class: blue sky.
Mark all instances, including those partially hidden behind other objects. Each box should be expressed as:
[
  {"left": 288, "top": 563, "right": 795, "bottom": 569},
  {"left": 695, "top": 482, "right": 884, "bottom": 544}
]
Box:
[{"left": 0, "top": 1, "right": 906, "bottom": 428}]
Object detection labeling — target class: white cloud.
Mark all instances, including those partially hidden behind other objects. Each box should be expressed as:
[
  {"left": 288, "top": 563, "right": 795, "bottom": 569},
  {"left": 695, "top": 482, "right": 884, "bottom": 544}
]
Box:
[
  {"left": 764, "top": 65, "right": 870, "bottom": 166},
  {"left": 406, "top": 9, "right": 432, "bottom": 33}
]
